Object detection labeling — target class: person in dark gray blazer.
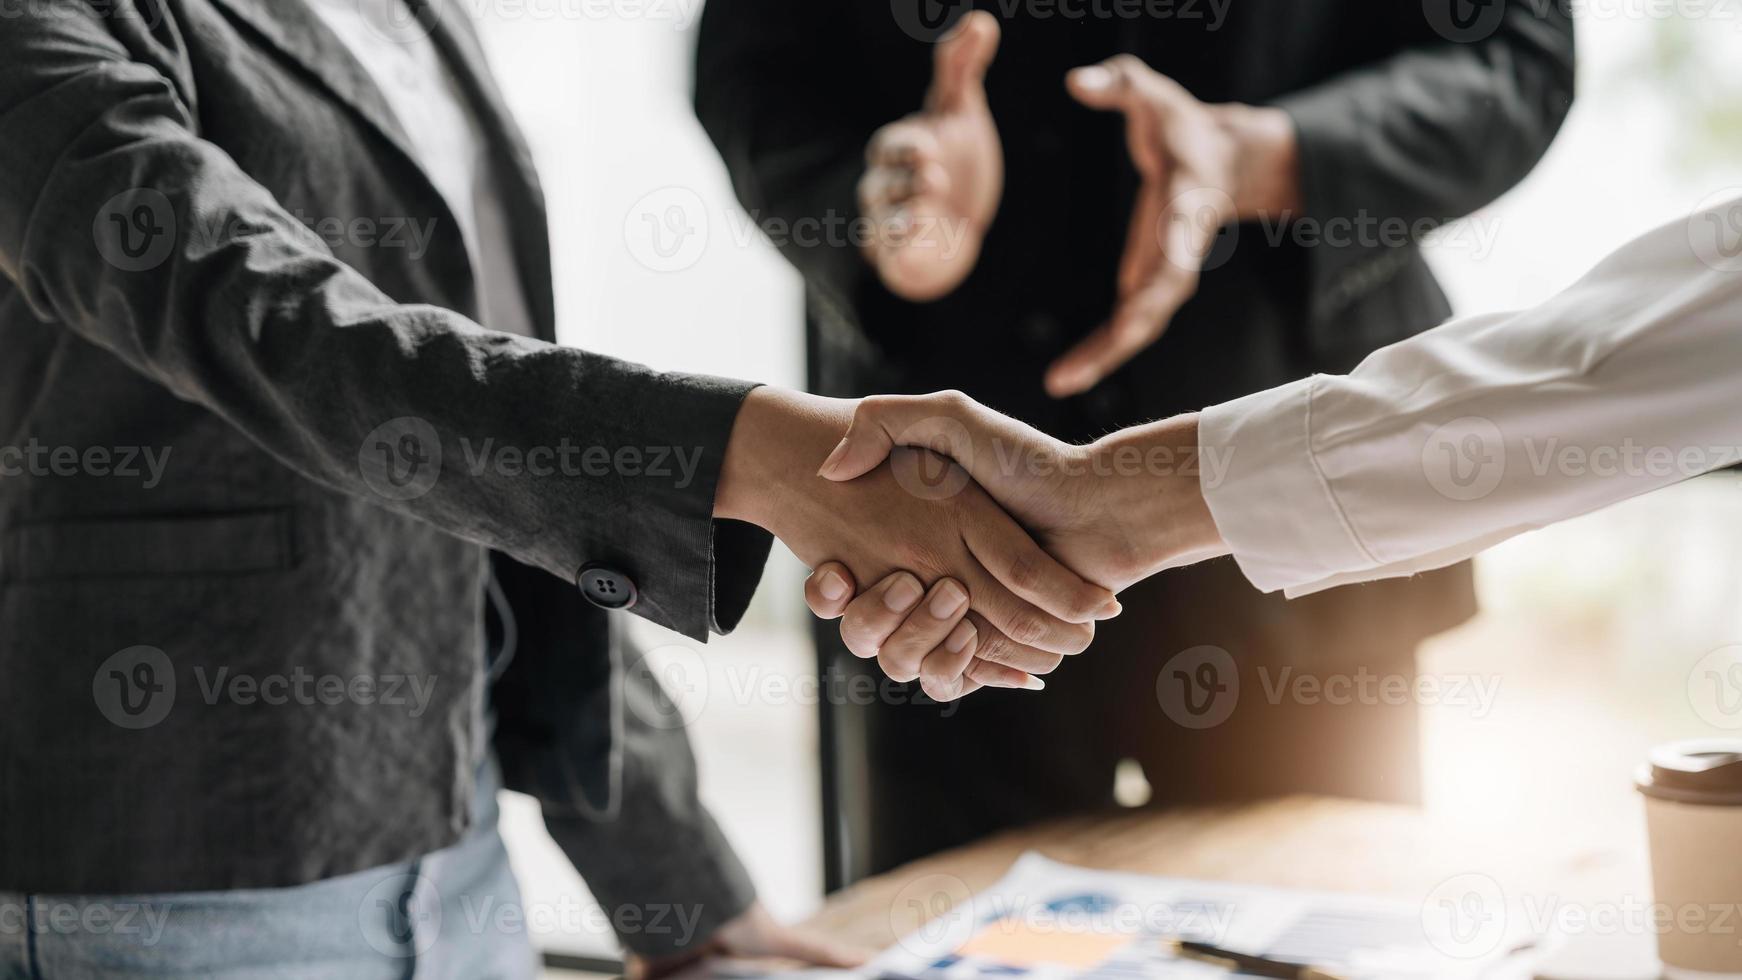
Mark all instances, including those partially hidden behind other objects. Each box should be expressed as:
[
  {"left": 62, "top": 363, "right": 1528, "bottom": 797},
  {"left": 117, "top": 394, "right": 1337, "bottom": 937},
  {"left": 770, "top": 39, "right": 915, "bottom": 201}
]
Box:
[
  {"left": 0, "top": 0, "right": 1120, "bottom": 975},
  {"left": 695, "top": 0, "right": 1575, "bottom": 887}
]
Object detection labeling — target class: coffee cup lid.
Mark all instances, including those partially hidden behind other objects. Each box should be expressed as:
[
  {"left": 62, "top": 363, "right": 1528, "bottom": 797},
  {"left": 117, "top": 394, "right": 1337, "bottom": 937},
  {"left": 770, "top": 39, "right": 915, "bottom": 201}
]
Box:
[{"left": 1636, "top": 739, "right": 1742, "bottom": 805}]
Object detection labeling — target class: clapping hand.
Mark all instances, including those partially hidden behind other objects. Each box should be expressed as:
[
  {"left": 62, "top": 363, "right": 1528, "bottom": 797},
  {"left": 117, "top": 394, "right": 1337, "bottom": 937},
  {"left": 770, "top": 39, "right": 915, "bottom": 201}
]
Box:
[
  {"left": 1044, "top": 57, "right": 1298, "bottom": 398},
  {"left": 859, "top": 12, "right": 1002, "bottom": 302}
]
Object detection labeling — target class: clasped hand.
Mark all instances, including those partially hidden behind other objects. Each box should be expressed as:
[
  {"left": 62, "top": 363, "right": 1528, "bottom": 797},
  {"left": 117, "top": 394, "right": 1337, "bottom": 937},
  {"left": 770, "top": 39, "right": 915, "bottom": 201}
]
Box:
[
  {"left": 716, "top": 388, "right": 1121, "bottom": 701},
  {"left": 798, "top": 391, "right": 1230, "bottom": 700}
]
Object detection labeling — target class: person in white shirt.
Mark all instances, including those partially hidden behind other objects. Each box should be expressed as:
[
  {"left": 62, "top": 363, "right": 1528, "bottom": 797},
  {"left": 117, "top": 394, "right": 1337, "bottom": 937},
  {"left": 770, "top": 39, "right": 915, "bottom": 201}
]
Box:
[{"left": 799, "top": 198, "right": 1742, "bottom": 701}]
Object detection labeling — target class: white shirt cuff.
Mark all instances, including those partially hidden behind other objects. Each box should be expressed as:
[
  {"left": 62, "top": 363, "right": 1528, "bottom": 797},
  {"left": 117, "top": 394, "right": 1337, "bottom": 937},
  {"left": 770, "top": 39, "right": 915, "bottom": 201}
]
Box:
[{"left": 1198, "top": 375, "right": 1377, "bottom": 594}]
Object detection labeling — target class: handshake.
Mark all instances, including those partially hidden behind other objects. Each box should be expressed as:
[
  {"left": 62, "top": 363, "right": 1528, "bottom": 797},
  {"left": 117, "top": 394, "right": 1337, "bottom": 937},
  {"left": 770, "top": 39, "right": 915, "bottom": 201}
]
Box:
[
  {"left": 715, "top": 387, "right": 1231, "bottom": 701},
  {"left": 705, "top": 10, "right": 1299, "bottom": 701}
]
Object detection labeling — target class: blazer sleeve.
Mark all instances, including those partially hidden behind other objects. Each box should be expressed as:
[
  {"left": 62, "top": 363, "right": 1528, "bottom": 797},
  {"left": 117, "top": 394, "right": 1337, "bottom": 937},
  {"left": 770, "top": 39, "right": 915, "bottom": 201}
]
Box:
[
  {"left": 1272, "top": 0, "right": 1576, "bottom": 321},
  {"left": 693, "top": 0, "right": 877, "bottom": 317},
  {"left": 0, "top": 5, "right": 770, "bottom": 641}
]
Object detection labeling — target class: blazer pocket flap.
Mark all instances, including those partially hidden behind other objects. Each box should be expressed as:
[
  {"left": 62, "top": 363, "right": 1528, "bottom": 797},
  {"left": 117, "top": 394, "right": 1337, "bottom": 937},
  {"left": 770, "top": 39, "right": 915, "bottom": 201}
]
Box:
[{"left": 1, "top": 509, "right": 295, "bottom": 581}]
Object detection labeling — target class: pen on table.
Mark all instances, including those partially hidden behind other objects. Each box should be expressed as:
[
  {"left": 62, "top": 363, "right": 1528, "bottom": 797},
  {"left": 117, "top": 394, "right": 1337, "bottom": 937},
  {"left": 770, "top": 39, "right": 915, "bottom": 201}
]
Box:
[{"left": 1169, "top": 939, "right": 1347, "bottom": 980}]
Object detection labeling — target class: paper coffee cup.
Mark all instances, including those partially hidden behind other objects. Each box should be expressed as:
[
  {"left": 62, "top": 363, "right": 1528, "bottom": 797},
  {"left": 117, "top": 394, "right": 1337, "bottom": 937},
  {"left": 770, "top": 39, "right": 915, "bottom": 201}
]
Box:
[{"left": 1636, "top": 739, "right": 1742, "bottom": 979}]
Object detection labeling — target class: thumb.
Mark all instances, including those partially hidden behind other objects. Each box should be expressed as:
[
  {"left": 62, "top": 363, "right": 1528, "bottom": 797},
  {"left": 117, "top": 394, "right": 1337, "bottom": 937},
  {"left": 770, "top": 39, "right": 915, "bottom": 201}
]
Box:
[
  {"left": 1066, "top": 55, "right": 1143, "bottom": 112},
  {"left": 817, "top": 391, "right": 1045, "bottom": 493},
  {"left": 816, "top": 392, "right": 979, "bottom": 483},
  {"left": 803, "top": 562, "right": 857, "bottom": 619},
  {"left": 927, "top": 11, "right": 1000, "bottom": 114}
]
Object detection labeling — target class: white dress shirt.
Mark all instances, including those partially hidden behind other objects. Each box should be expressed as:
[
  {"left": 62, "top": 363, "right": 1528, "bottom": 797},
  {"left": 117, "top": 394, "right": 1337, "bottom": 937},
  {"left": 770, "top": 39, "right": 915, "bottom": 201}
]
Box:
[
  {"left": 304, "top": 0, "right": 536, "bottom": 339},
  {"left": 1200, "top": 198, "right": 1742, "bottom": 596}
]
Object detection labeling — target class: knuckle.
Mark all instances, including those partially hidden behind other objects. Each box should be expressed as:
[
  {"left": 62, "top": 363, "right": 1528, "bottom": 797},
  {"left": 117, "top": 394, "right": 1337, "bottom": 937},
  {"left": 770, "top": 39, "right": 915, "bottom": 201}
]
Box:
[
  {"left": 918, "top": 668, "right": 963, "bottom": 703},
  {"left": 881, "top": 629, "right": 930, "bottom": 666},
  {"left": 1003, "top": 610, "right": 1050, "bottom": 648},
  {"left": 878, "top": 652, "right": 920, "bottom": 684},
  {"left": 858, "top": 393, "right": 906, "bottom": 425},
  {"left": 838, "top": 617, "right": 882, "bottom": 659},
  {"left": 1061, "top": 621, "right": 1095, "bottom": 655},
  {"left": 935, "top": 389, "right": 971, "bottom": 412},
  {"left": 963, "top": 658, "right": 1000, "bottom": 686},
  {"left": 1004, "top": 549, "right": 1044, "bottom": 594},
  {"left": 969, "top": 631, "right": 1009, "bottom": 666},
  {"left": 894, "top": 541, "right": 948, "bottom": 576},
  {"left": 1108, "top": 54, "right": 1143, "bottom": 78},
  {"left": 974, "top": 631, "right": 1023, "bottom": 667}
]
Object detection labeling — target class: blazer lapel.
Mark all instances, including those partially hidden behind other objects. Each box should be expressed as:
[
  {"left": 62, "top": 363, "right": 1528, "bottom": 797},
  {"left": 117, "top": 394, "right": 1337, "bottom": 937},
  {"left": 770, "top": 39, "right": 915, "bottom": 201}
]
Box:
[
  {"left": 414, "top": 0, "right": 560, "bottom": 343},
  {"left": 204, "top": 0, "right": 557, "bottom": 343},
  {"left": 204, "top": 0, "right": 427, "bottom": 171}
]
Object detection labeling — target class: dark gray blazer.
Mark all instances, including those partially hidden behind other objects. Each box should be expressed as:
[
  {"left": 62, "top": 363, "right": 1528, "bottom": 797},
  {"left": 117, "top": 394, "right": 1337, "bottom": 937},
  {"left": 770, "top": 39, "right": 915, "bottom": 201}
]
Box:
[{"left": 0, "top": 0, "right": 766, "bottom": 951}]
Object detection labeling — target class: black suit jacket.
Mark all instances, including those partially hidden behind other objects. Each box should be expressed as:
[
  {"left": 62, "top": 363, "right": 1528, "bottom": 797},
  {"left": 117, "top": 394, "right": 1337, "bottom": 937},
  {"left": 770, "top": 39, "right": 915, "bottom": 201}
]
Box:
[
  {"left": 698, "top": 2, "right": 1572, "bottom": 883},
  {"left": 0, "top": 0, "right": 764, "bottom": 950},
  {"left": 696, "top": 0, "right": 1575, "bottom": 440}
]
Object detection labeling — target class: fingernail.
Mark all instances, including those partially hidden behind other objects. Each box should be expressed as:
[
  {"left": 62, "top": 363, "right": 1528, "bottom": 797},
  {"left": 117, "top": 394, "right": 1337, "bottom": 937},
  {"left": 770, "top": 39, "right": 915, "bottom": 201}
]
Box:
[
  {"left": 883, "top": 574, "right": 924, "bottom": 612},
  {"left": 945, "top": 619, "right": 976, "bottom": 653},
  {"left": 889, "top": 208, "right": 913, "bottom": 237},
  {"left": 1021, "top": 675, "right": 1047, "bottom": 691},
  {"left": 1094, "top": 598, "right": 1123, "bottom": 620},
  {"left": 819, "top": 570, "right": 849, "bottom": 602},
  {"left": 929, "top": 581, "right": 967, "bottom": 619},
  {"left": 1071, "top": 66, "right": 1112, "bottom": 92},
  {"left": 816, "top": 437, "right": 849, "bottom": 477}
]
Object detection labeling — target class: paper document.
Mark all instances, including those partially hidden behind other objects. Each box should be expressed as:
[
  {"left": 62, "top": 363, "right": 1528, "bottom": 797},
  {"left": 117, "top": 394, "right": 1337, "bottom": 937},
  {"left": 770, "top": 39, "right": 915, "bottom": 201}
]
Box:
[{"left": 858, "top": 853, "right": 1537, "bottom": 980}]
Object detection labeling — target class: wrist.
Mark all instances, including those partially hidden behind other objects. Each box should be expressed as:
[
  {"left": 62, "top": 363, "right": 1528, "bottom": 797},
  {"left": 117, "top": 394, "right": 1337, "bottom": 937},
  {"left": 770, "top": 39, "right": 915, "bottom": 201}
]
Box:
[
  {"left": 716, "top": 387, "right": 854, "bottom": 535},
  {"left": 1089, "top": 413, "right": 1229, "bottom": 577},
  {"left": 1213, "top": 103, "right": 1300, "bottom": 221}
]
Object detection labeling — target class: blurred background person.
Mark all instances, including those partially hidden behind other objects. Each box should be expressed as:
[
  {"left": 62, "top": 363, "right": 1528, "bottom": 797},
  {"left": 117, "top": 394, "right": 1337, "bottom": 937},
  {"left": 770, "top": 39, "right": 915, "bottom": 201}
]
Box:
[{"left": 696, "top": 0, "right": 1575, "bottom": 886}]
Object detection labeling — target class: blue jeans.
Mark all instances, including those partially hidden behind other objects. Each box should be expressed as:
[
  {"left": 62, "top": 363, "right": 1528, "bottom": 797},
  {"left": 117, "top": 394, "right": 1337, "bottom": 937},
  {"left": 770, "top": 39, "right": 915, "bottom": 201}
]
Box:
[{"left": 0, "top": 758, "right": 538, "bottom": 980}]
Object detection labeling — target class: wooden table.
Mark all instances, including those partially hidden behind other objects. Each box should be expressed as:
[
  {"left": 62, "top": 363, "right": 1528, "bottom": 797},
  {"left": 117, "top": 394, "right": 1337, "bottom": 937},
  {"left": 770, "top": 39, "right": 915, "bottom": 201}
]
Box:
[{"left": 806, "top": 796, "right": 1658, "bottom": 977}]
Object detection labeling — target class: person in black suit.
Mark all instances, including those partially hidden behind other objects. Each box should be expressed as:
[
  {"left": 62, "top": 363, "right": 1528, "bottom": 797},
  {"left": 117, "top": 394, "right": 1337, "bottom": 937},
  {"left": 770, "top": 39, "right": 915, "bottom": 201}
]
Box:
[{"left": 696, "top": 0, "right": 1575, "bottom": 887}]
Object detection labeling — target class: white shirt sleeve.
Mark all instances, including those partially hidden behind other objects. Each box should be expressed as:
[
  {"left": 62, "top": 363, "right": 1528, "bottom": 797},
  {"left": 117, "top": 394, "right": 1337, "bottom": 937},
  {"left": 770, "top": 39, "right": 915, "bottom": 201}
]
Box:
[{"left": 1198, "top": 198, "right": 1742, "bottom": 596}]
